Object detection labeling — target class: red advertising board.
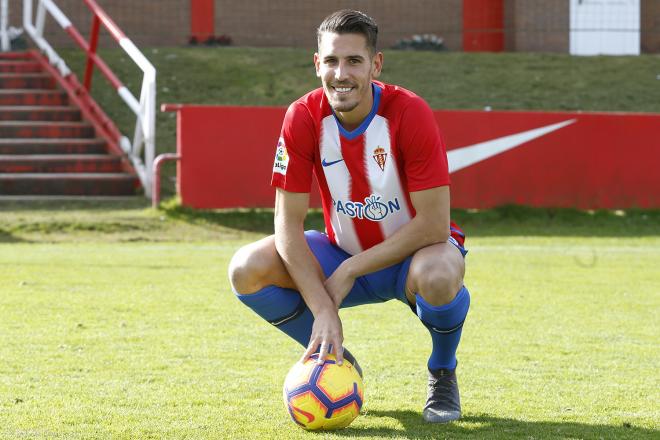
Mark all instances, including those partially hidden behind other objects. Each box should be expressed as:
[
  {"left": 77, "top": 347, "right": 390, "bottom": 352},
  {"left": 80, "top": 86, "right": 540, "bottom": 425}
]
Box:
[{"left": 162, "top": 104, "right": 660, "bottom": 209}]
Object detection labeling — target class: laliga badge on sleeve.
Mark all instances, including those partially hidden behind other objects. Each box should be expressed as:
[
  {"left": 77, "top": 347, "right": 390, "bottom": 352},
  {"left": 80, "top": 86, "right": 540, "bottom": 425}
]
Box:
[{"left": 273, "top": 137, "right": 290, "bottom": 175}]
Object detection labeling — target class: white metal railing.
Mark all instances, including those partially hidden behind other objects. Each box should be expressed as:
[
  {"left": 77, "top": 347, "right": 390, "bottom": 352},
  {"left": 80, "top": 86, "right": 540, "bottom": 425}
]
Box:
[
  {"left": 22, "top": 0, "right": 156, "bottom": 196},
  {"left": 1, "top": 0, "right": 25, "bottom": 52},
  {"left": 0, "top": 0, "right": 8, "bottom": 51}
]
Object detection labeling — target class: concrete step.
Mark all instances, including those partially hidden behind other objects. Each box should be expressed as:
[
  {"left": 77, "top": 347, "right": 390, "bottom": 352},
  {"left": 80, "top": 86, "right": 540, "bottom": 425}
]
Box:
[
  {"left": 0, "top": 121, "right": 94, "bottom": 138},
  {"left": 0, "top": 195, "right": 144, "bottom": 201},
  {"left": 0, "top": 89, "right": 68, "bottom": 106},
  {"left": 0, "top": 73, "right": 56, "bottom": 89},
  {"left": 0, "top": 173, "right": 140, "bottom": 196},
  {"left": 0, "top": 61, "right": 42, "bottom": 73},
  {"left": 0, "top": 106, "right": 81, "bottom": 121},
  {"left": 0, "top": 138, "right": 107, "bottom": 155},
  {"left": 0, "top": 154, "right": 123, "bottom": 173},
  {"left": 0, "top": 52, "right": 142, "bottom": 196},
  {"left": 0, "top": 52, "right": 33, "bottom": 60}
]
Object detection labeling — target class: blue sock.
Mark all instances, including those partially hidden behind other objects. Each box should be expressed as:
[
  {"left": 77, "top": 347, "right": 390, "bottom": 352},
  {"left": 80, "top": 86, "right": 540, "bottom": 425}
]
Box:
[
  {"left": 235, "top": 285, "right": 313, "bottom": 347},
  {"left": 415, "top": 286, "right": 470, "bottom": 371}
]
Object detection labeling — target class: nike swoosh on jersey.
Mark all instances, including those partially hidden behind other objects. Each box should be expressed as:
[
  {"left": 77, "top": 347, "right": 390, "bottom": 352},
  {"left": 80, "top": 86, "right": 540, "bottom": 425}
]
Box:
[
  {"left": 447, "top": 119, "right": 576, "bottom": 173},
  {"left": 322, "top": 158, "right": 345, "bottom": 167}
]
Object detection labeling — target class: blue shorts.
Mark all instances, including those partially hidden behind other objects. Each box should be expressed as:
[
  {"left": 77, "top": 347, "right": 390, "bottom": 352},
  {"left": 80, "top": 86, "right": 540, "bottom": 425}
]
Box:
[{"left": 304, "top": 230, "right": 467, "bottom": 309}]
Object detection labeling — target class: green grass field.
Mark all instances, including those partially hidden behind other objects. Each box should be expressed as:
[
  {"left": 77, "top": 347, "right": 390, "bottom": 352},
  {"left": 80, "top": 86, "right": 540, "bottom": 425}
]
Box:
[
  {"left": 2, "top": 44, "right": 659, "bottom": 439},
  {"left": 1, "top": 202, "right": 658, "bottom": 439}
]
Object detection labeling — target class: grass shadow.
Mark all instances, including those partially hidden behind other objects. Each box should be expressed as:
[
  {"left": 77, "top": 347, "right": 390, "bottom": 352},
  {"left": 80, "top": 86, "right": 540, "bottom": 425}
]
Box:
[
  {"left": 162, "top": 202, "right": 660, "bottom": 237},
  {"left": 0, "top": 197, "right": 150, "bottom": 212},
  {"left": 333, "top": 410, "right": 657, "bottom": 439},
  {"left": 451, "top": 205, "right": 660, "bottom": 237},
  {"left": 0, "top": 228, "right": 27, "bottom": 243},
  {"left": 163, "top": 205, "right": 280, "bottom": 234}
]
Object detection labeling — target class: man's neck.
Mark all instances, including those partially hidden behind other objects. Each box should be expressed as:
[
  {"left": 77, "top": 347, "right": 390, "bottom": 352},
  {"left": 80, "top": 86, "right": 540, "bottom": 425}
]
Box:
[{"left": 335, "top": 85, "right": 374, "bottom": 132}]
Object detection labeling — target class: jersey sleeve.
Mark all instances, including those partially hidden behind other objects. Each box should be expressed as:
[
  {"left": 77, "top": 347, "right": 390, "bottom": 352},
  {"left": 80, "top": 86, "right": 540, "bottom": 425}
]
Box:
[
  {"left": 270, "top": 101, "right": 315, "bottom": 193},
  {"left": 397, "top": 97, "right": 450, "bottom": 192}
]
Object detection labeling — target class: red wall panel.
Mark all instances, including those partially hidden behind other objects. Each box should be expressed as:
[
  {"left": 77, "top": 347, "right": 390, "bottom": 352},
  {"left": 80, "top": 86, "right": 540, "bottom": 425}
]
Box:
[
  {"left": 165, "top": 105, "right": 660, "bottom": 209},
  {"left": 463, "top": 0, "right": 504, "bottom": 51},
  {"left": 437, "top": 111, "right": 659, "bottom": 208},
  {"left": 190, "top": 0, "right": 215, "bottom": 41}
]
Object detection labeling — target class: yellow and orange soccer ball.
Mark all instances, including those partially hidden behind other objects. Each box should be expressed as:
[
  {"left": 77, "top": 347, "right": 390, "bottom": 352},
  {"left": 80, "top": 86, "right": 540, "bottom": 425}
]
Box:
[{"left": 283, "top": 353, "right": 364, "bottom": 430}]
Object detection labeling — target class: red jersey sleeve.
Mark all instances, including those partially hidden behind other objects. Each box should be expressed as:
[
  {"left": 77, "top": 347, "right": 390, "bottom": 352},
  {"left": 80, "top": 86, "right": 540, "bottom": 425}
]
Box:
[
  {"left": 270, "top": 101, "right": 315, "bottom": 192},
  {"left": 397, "top": 97, "right": 450, "bottom": 192}
]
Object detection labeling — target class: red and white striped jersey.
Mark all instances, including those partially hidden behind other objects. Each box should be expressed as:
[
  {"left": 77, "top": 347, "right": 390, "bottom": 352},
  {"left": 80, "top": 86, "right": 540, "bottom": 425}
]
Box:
[{"left": 271, "top": 81, "right": 452, "bottom": 255}]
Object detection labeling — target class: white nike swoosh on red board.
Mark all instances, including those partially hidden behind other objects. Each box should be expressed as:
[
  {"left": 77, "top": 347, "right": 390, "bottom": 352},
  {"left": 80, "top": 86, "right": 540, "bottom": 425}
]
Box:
[{"left": 447, "top": 119, "right": 577, "bottom": 173}]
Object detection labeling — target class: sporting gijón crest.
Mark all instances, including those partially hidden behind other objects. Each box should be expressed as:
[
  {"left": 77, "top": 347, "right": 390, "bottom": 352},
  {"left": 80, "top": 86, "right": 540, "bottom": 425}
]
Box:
[{"left": 372, "top": 146, "right": 387, "bottom": 171}]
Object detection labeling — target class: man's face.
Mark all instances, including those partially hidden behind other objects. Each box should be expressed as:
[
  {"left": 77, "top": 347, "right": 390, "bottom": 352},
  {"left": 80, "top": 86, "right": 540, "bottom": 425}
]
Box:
[{"left": 314, "top": 32, "right": 383, "bottom": 118}]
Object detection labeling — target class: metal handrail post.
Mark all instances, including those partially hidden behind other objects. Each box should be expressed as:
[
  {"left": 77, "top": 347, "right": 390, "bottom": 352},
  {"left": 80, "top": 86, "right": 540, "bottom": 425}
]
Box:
[
  {"left": 83, "top": 15, "right": 101, "bottom": 91},
  {"left": 0, "top": 0, "right": 9, "bottom": 51},
  {"left": 35, "top": 0, "right": 47, "bottom": 37}
]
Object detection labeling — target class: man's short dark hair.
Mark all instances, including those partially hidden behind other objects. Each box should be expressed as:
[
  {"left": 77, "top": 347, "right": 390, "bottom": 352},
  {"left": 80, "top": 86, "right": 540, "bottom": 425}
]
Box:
[{"left": 317, "top": 9, "right": 378, "bottom": 54}]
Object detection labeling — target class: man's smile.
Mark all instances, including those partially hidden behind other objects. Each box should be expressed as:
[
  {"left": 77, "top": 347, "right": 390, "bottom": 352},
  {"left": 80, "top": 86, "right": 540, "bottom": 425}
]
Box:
[{"left": 332, "top": 85, "right": 355, "bottom": 94}]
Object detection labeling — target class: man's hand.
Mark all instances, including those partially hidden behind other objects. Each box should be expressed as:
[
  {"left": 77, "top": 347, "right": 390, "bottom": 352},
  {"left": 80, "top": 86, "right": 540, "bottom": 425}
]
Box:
[
  {"left": 275, "top": 188, "right": 345, "bottom": 366},
  {"left": 324, "top": 261, "right": 356, "bottom": 308},
  {"left": 299, "top": 261, "right": 355, "bottom": 367},
  {"left": 300, "top": 308, "right": 344, "bottom": 365}
]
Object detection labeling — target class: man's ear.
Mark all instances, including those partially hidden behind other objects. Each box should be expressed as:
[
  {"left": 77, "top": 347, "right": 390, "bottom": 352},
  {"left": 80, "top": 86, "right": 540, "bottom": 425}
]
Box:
[
  {"left": 314, "top": 52, "right": 321, "bottom": 77},
  {"left": 371, "top": 51, "right": 384, "bottom": 78}
]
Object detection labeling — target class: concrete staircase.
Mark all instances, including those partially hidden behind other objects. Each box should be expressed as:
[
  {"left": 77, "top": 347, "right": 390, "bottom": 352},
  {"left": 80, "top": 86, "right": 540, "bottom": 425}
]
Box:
[{"left": 0, "top": 52, "right": 140, "bottom": 197}]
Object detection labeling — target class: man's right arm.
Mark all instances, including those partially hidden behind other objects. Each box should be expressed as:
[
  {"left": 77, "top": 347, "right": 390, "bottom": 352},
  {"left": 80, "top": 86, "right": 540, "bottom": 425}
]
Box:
[{"left": 274, "top": 188, "right": 345, "bottom": 365}]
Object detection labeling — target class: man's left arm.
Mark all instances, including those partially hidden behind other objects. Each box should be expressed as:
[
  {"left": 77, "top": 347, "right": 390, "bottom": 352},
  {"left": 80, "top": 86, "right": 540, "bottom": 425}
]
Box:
[{"left": 324, "top": 185, "right": 450, "bottom": 306}]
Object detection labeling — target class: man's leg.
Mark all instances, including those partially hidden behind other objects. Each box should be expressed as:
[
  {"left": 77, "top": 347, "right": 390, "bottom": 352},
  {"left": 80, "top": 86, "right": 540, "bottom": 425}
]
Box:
[
  {"left": 228, "top": 231, "right": 371, "bottom": 373},
  {"left": 228, "top": 234, "right": 316, "bottom": 347},
  {"left": 405, "top": 239, "right": 469, "bottom": 423}
]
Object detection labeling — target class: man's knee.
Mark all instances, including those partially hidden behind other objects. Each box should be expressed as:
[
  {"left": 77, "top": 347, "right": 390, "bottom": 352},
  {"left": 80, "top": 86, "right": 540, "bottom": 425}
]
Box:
[
  {"left": 409, "top": 245, "right": 465, "bottom": 306},
  {"left": 228, "top": 236, "right": 292, "bottom": 294},
  {"left": 228, "top": 241, "right": 270, "bottom": 294},
  {"left": 416, "top": 268, "right": 461, "bottom": 306}
]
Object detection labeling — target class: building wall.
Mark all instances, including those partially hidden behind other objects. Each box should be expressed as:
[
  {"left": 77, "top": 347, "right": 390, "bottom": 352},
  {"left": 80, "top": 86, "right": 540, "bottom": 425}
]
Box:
[
  {"left": 641, "top": 0, "right": 660, "bottom": 52},
  {"left": 215, "top": 0, "right": 463, "bottom": 50},
  {"left": 505, "top": 0, "right": 569, "bottom": 53},
  {"left": 11, "top": 0, "right": 190, "bottom": 48},
  {"left": 10, "top": 0, "right": 462, "bottom": 50},
  {"left": 6, "top": 0, "right": 659, "bottom": 53}
]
